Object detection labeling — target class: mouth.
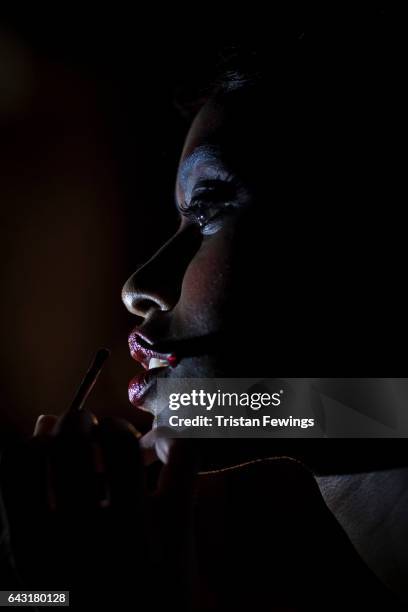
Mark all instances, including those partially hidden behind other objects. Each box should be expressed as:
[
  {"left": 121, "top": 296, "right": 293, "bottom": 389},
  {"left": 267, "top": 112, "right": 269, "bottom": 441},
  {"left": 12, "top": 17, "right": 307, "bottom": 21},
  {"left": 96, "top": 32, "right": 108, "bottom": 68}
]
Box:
[
  {"left": 127, "top": 330, "right": 222, "bottom": 408},
  {"left": 127, "top": 331, "right": 177, "bottom": 408}
]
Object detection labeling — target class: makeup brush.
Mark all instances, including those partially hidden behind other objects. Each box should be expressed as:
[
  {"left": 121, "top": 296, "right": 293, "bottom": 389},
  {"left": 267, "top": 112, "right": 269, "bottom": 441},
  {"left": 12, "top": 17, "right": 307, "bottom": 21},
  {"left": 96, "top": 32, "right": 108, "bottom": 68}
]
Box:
[
  {"left": 68, "top": 348, "right": 111, "bottom": 413},
  {"left": 51, "top": 348, "right": 110, "bottom": 435}
]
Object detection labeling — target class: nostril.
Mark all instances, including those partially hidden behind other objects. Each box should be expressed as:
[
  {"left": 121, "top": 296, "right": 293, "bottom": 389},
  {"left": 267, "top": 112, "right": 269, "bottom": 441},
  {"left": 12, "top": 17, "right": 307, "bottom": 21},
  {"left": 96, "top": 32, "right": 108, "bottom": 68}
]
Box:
[
  {"left": 136, "top": 299, "right": 156, "bottom": 316},
  {"left": 121, "top": 284, "right": 160, "bottom": 318}
]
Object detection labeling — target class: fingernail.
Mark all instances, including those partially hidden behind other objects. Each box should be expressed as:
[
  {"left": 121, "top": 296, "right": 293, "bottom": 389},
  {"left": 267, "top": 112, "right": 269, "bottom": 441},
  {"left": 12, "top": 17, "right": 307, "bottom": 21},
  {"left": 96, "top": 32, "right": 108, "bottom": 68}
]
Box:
[{"left": 33, "top": 414, "right": 56, "bottom": 436}]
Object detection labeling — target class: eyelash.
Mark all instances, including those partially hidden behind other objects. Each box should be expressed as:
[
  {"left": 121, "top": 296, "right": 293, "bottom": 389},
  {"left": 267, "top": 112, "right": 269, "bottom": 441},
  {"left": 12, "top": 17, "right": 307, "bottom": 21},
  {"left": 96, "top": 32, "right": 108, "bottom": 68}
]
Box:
[
  {"left": 179, "top": 197, "right": 234, "bottom": 229},
  {"left": 179, "top": 178, "right": 238, "bottom": 232}
]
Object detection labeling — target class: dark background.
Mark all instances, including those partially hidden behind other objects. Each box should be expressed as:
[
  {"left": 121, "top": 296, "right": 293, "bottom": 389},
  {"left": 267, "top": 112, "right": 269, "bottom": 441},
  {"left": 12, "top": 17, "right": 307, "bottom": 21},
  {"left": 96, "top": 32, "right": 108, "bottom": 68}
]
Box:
[{"left": 0, "top": 7, "right": 403, "bottom": 439}]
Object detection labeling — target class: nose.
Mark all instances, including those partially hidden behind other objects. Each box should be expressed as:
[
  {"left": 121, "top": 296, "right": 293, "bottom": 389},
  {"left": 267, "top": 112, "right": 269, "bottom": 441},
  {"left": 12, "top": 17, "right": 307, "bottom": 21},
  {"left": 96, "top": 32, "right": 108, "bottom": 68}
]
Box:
[{"left": 121, "top": 224, "right": 201, "bottom": 319}]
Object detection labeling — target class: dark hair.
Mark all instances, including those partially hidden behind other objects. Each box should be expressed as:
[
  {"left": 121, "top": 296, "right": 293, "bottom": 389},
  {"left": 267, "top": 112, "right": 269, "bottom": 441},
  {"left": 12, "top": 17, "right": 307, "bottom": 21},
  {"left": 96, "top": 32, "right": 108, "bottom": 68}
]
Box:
[{"left": 173, "top": 41, "right": 305, "bottom": 120}]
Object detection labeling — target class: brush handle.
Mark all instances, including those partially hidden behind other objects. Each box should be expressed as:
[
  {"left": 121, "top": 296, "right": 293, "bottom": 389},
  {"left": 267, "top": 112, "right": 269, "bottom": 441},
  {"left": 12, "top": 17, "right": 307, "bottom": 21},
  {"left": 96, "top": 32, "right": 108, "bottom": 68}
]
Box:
[{"left": 68, "top": 348, "right": 110, "bottom": 413}]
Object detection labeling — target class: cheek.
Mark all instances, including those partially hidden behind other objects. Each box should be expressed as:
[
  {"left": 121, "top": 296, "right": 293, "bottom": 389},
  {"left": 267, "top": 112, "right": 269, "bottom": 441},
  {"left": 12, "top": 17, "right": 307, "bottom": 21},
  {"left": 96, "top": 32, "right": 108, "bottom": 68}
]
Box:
[{"left": 177, "top": 229, "right": 235, "bottom": 328}]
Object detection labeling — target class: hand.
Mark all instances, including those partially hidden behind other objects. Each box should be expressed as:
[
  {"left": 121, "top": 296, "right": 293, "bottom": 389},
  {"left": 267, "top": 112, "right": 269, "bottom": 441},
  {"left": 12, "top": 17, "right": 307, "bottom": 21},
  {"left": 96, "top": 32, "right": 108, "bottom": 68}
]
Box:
[{"left": 0, "top": 410, "right": 196, "bottom": 609}]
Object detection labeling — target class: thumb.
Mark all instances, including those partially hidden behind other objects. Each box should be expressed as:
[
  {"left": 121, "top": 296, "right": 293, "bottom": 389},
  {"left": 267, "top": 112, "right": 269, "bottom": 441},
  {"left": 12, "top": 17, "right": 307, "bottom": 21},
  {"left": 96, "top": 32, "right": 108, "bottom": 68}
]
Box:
[
  {"left": 140, "top": 427, "right": 198, "bottom": 498},
  {"left": 33, "top": 414, "right": 58, "bottom": 436}
]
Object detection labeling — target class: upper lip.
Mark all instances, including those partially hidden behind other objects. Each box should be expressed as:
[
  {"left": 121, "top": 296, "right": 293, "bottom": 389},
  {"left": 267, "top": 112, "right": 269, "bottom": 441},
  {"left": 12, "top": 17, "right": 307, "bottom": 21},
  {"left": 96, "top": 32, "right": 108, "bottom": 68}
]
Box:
[{"left": 128, "top": 330, "right": 171, "bottom": 370}]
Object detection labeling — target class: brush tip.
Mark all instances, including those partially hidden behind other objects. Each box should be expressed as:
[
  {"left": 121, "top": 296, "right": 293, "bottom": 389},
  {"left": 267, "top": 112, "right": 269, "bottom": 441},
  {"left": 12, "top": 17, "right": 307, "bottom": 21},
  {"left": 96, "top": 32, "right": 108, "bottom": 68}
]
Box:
[{"left": 94, "top": 347, "right": 111, "bottom": 366}]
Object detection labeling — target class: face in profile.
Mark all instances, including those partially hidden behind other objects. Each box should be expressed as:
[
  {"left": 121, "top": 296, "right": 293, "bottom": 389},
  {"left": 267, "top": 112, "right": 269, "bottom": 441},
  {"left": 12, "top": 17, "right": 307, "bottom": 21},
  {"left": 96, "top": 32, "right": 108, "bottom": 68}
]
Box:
[
  {"left": 121, "top": 75, "right": 385, "bottom": 419},
  {"left": 121, "top": 85, "right": 286, "bottom": 418}
]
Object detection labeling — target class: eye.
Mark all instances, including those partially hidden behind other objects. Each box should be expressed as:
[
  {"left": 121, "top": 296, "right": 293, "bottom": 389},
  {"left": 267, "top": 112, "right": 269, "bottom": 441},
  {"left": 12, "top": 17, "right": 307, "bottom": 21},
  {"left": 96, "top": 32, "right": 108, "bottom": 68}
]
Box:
[
  {"left": 180, "top": 196, "right": 235, "bottom": 230},
  {"left": 179, "top": 179, "right": 238, "bottom": 234}
]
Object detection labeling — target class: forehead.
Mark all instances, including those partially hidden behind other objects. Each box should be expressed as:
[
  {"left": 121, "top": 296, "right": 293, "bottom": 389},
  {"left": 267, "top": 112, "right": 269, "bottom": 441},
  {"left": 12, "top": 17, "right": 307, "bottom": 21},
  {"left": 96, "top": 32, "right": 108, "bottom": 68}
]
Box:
[
  {"left": 182, "top": 89, "right": 266, "bottom": 156},
  {"left": 180, "top": 97, "right": 227, "bottom": 161}
]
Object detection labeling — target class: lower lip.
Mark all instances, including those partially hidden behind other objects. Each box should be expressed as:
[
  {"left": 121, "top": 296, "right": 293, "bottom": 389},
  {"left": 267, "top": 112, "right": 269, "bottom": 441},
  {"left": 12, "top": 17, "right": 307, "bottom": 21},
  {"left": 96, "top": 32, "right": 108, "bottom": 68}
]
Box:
[{"left": 128, "top": 368, "right": 167, "bottom": 407}]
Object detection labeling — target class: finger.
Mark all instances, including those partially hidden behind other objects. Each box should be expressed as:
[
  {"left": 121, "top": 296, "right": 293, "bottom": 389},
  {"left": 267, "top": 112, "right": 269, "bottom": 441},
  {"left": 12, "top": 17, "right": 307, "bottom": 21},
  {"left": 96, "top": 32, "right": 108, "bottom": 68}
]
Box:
[
  {"left": 93, "top": 419, "right": 153, "bottom": 599},
  {"left": 53, "top": 408, "right": 98, "bottom": 435},
  {"left": 142, "top": 428, "right": 198, "bottom": 499},
  {"left": 50, "top": 428, "right": 99, "bottom": 513},
  {"left": 139, "top": 427, "right": 173, "bottom": 466},
  {"left": 49, "top": 410, "right": 100, "bottom": 512},
  {"left": 157, "top": 437, "right": 197, "bottom": 501},
  {"left": 49, "top": 418, "right": 143, "bottom": 592},
  {"left": 139, "top": 429, "right": 158, "bottom": 466},
  {"left": 33, "top": 414, "right": 58, "bottom": 436},
  {"left": 96, "top": 417, "right": 143, "bottom": 509}
]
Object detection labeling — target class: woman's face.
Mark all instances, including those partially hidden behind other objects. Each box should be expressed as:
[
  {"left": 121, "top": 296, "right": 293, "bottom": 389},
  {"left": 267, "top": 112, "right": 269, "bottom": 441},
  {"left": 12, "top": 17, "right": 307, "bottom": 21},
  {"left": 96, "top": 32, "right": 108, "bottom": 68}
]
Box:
[
  {"left": 121, "top": 85, "right": 351, "bottom": 416},
  {"left": 121, "top": 89, "right": 283, "bottom": 416}
]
